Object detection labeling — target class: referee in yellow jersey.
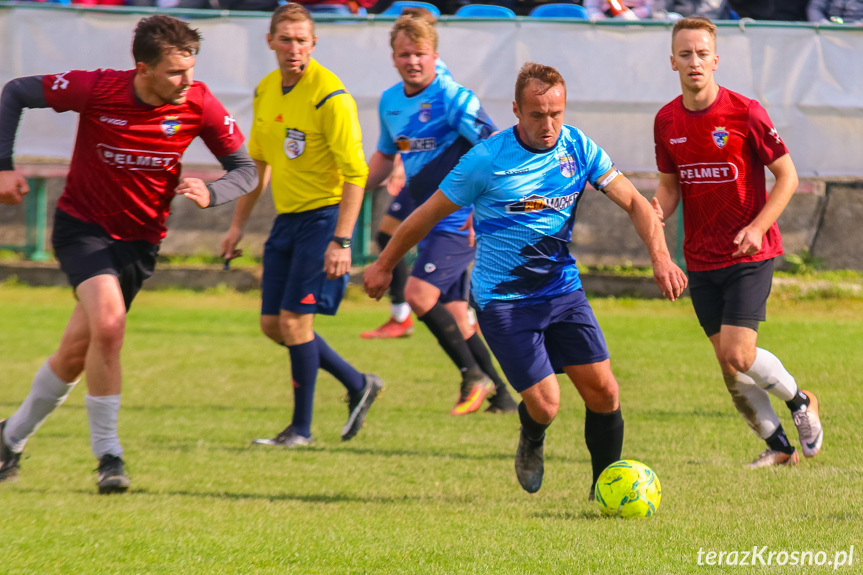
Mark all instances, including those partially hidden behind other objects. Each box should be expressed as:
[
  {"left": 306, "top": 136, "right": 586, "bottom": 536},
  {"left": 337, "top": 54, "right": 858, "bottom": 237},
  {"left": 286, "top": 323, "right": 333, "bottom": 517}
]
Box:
[{"left": 221, "top": 3, "right": 383, "bottom": 447}]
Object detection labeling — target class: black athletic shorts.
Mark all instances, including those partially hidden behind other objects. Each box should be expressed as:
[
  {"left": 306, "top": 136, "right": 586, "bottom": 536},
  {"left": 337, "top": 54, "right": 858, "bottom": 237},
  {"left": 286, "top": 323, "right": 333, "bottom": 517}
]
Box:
[
  {"left": 688, "top": 259, "right": 774, "bottom": 337},
  {"left": 52, "top": 209, "right": 159, "bottom": 311}
]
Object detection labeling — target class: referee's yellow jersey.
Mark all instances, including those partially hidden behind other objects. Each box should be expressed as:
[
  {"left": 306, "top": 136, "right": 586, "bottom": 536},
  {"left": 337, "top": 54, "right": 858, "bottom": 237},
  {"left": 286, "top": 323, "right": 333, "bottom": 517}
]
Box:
[{"left": 249, "top": 59, "right": 368, "bottom": 214}]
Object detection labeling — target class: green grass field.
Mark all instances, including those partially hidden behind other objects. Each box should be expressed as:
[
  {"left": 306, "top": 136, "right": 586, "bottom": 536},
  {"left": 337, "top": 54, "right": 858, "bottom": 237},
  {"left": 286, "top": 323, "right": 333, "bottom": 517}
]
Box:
[{"left": 0, "top": 284, "right": 860, "bottom": 574}]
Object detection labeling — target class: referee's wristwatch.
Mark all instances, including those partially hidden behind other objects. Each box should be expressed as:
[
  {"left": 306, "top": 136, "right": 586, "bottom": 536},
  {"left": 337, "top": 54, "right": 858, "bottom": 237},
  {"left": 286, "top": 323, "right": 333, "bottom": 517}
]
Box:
[{"left": 332, "top": 235, "right": 352, "bottom": 249}]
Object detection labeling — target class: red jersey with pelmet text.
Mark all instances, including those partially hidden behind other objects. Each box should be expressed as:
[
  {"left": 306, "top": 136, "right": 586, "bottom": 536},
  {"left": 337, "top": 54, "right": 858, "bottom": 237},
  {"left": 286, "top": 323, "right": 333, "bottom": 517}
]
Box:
[
  {"left": 42, "top": 69, "right": 244, "bottom": 244},
  {"left": 654, "top": 87, "right": 788, "bottom": 271}
]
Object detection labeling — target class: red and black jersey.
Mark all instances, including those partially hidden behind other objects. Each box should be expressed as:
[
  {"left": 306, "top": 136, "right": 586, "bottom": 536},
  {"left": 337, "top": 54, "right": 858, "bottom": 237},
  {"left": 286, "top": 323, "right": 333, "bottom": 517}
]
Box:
[
  {"left": 654, "top": 87, "right": 788, "bottom": 272},
  {"left": 43, "top": 69, "right": 244, "bottom": 244}
]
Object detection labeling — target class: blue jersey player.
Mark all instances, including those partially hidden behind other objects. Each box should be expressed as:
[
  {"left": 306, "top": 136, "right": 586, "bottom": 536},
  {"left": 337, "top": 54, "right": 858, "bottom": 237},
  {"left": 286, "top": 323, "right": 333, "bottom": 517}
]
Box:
[
  {"left": 365, "top": 63, "right": 687, "bottom": 494},
  {"left": 364, "top": 15, "right": 518, "bottom": 415}
]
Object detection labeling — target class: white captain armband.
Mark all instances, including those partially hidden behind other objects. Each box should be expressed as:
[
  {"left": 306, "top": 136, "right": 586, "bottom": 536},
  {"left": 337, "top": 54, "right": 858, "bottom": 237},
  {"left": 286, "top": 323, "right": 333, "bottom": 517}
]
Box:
[{"left": 596, "top": 168, "right": 622, "bottom": 193}]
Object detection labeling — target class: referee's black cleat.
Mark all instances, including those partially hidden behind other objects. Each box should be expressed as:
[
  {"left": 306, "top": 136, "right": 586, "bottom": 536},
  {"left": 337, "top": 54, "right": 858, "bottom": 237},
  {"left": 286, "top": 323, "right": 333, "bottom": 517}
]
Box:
[
  {"left": 0, "top": 420, "right": 22, "bottom": 483},
  {"left": 96, "top": 454, "right": 130, "bottom": 495},
  {"left": 515, "top": 428, "right": 545, "bottom": 494},
  {"left": 342, "top": 374, "right": 384, "bottom": 441}
]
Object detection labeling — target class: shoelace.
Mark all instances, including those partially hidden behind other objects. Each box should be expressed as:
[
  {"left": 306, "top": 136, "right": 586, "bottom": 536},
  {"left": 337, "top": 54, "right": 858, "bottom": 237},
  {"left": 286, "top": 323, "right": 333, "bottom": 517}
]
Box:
[{"left": 792, "top": 408, "right": 812, "bottom": 437}]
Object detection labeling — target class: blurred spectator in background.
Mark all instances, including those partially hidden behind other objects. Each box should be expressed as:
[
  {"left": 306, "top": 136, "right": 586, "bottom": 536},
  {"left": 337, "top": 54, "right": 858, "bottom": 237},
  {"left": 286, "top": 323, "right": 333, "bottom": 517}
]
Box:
[
  {"left": 585, "top": 0, "right": 653, "bottom": 20},
  {"left": 729, "top": 0, "right": 808, "bottom": 21},
  {"left": 654, "top": 0, "right": 731, "bottom": 19},
  {"left": 808, "top": 0, "right": 863, "bottom": 22}
]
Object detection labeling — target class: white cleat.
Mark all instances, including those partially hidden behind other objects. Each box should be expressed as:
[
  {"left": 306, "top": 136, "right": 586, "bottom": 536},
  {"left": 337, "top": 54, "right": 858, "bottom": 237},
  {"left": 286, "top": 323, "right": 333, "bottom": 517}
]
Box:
[{"left": 793, "top": 390, "right": 823, "bottom": 458}]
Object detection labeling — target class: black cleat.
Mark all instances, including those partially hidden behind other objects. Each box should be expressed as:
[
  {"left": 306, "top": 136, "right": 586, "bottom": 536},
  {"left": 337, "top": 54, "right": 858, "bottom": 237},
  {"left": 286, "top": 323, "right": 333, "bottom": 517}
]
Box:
[
  {"left": 485, "top": 390, "right": 519, "bottom": 414},
  {"left": 0, "top": 420, "right": 21, "bottom": 483},
  {"left": 252, "top": 425, "right": 313, "bottom": 447},
  {"left": 342, "top": 374, "right": 384, "bottom": 441},
  {"left": 515, "top": 429, "right": 545, "bottom": 494},
  {"left": 97, "top": 454, "right": 130, "bottom": 494}
]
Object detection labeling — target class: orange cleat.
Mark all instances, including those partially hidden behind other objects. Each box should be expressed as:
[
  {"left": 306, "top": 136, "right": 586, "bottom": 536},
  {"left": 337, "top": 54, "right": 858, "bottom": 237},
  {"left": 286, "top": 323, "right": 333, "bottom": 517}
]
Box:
[
  {"left": 451, "top": 374, "right": 495, "bottom": 416},
  {"left": 361, "top": 316, "right": 414, "bottom": 339}
]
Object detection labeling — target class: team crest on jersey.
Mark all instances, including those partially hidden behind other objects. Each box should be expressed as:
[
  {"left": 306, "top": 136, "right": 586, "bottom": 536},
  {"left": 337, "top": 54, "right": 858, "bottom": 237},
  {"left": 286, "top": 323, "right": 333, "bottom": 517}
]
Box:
[
  {"left": 711, "top": 126, "right": 729, "bottom": 149},
  {"left": 418, "top": 103, "right": 432, "bottom": 123},
  {"left": 161, "top": 116, "right": 181, "bottom": 137},
  {"left": 284, "top": 129, "right": 306, "bottom": 159},
  {"left": 558, "top": 153, "right": 577, "bottom": 178}
]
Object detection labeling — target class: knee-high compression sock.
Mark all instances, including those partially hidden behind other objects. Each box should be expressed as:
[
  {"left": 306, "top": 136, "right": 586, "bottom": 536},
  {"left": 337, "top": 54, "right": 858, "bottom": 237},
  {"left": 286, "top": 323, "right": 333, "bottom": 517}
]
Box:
[
  {"left": 518, "top": 402, "right": 550, "bottom": 442},
  {"left": 745, "top": 348, "right": 799, "bottom": 402},
  {"left": 584, "top": 407, "right": 624, "bottom": 490},
  {"left": 418, "top": 302, "right": 481, "bottom": 377},
  {"left": 465, "top": 333, "right": 508, "bottom": 393},
  {"left": 288, "top": 340, "right": 320, "bottom": 438},
  {"left": 5, "top": 360, "right": 78, "bottom": 453},
  {"left": 315, "top": 333, "right": 364, "bottom": 393},
  {"left": 86, "top": 394, "right": 123, "bottom": 458},
  {"left": 377, "top": 231, "right": 409, "bottom": 308},
  {"left": 723, "top": 372, "right": 781, "bottom": 439}
]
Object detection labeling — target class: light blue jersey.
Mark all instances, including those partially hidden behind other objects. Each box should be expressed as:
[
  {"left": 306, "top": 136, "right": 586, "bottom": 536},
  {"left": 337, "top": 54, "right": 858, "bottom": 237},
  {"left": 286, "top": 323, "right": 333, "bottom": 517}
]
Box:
[
  {"left": 377, "top": 73, "right": 495, "bottom": 234},
  {"left": 440, "top": 125, "right": 614, "bottom": 310}
]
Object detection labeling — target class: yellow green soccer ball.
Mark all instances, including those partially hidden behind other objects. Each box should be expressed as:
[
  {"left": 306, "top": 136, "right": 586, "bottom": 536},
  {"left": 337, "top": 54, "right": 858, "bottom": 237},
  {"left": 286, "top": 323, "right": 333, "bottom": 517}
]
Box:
[{"left": 594, "top": 460, "right": 662, "bottom": 518}]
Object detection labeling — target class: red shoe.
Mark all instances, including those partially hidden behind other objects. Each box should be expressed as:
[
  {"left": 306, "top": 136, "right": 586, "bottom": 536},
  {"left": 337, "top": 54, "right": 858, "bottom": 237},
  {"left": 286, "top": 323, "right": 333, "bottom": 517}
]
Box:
[{"left": 361, "top": 316, "right": 414, "bottom": 339}]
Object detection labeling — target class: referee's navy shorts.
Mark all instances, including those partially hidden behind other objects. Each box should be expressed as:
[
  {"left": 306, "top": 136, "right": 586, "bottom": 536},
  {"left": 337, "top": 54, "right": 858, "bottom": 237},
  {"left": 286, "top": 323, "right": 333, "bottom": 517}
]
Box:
[
  {"left": 688, "top": 259, "right": 774, "bottom": 337},
  {"left": 475, "top": 289, "right": 610, "bottom": 393},
  {"left": 261, "top": 205, "right": 348, "bottom": 317},
  {"left": 51, "top": 209, "right": 158, "bottom": 311},
  {"left": 410, "top": 230, "right": 474, "bottom": 303}
]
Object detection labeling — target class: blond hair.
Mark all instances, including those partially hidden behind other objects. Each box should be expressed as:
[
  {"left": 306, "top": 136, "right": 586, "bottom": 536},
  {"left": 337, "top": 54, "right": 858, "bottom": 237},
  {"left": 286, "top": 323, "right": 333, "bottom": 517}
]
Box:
[{"left": 389, "top": 14, "right": 438, "bottom": 51}]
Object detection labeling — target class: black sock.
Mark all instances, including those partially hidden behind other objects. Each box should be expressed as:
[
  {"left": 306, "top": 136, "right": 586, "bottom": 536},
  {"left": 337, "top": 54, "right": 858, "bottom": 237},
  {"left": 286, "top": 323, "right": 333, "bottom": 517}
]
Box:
[
  {"left": 466, "top": 333, "right": 507, "bottom": 393},
  {"left": 584, "top": 407, "right": 624, "bottom": 490},
  {"left": 765, "top": 425, "right": 795, "bottom": 454},
  {"left": 785, "top": 389, "right": 810, "bottom": 413},
  {"left": 418, "top": 302, "right": 479, "bottom": 376},
  {"left": 377, "top": 231, "right": 408, "bottom": 305},
  {"left": 518, "top": 402, "right": 549, "bottom": 443}
]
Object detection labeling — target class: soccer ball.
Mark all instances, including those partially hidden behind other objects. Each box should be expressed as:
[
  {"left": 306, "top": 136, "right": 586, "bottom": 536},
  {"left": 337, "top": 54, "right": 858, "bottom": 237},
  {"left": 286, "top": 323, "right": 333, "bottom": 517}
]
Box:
[{"left": 594, "top": 460, "right": 662, "bottom": 518}]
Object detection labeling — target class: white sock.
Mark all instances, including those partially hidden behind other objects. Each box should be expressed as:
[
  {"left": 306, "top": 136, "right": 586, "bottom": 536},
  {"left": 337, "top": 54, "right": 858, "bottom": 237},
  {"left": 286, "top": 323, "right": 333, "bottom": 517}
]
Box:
[
  {"left": 5, "top": 361, "right": 78, "bottom": 453},
  {"left": 724, "top": 372, "right": 780, "bottom": 440},
  {"left": 391, "top": 302, "right": 411, "bottom": 323},
  {"left": 85, "top": 395, "right": 123, "bottom": 459},
  {"left": 745, "top": 348, "right": 798, "bottom": 402}
]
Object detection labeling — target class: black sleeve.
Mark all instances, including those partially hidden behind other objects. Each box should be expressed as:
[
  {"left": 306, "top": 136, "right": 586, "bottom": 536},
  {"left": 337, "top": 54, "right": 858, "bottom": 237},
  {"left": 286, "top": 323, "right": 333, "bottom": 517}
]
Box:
[
  {"left": 205, "top": 146, "right": 258, "bottom": 207},
  {"left": 0, "top": 76, "right": 49, "bottom": 171}
]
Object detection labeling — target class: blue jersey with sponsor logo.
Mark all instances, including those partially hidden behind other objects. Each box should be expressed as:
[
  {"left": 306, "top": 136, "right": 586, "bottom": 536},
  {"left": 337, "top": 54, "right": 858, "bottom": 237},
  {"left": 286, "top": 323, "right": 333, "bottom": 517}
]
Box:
[
  {"left": 440, "top": 125, "right": 613, "bottom": 309},
  {"left": 377, "top": 74, "right": 495, "bottom": 234}
]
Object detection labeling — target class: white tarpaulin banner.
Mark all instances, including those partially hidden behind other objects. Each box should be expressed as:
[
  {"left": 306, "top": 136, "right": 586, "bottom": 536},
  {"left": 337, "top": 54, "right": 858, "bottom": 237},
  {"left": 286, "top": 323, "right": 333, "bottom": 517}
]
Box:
[{"left": 1, "top": 6, "right": 861, "bottom": 177}]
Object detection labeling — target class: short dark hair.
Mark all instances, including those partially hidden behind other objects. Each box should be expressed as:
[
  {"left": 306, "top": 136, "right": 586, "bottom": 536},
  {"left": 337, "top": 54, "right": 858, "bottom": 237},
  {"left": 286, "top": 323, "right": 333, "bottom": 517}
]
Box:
[
  {"left": 514, "top": 62, "right": 566, "bottom": 108},
  {"left": 270, "top": 3, "right": 315, "bottom": 36},
  {"left": 132, "top": 15, "right": 201, "bottom": 66},
  {"left": 671, "top": 16, "right": 717, "bottom": 48}
]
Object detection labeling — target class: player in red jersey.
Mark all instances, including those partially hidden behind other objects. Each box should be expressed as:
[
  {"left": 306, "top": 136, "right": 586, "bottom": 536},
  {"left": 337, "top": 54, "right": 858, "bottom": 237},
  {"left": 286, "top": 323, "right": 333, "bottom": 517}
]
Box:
[
  {"left": 653, "top": 17, "right": 823, "bottom": 468},
  {"left": 0, "top": 15, "right": 256, "bottom": 493}
]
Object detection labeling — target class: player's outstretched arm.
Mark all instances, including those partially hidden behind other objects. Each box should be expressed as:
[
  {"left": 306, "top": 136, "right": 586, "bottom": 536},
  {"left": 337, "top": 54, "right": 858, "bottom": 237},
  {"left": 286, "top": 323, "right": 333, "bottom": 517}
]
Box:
[
  {"left": 0, "top": 76, "right": 49, "bottom": 205},
  {"left": 604, "top": 171, "right": 687, "bottom": 301},
  {"left": 364, "top": 190, "right": 460, "bottom": 300},
  {"left": 732, "top": 154, "right": 798, "bottom": 258},
  {"left": 220, "top": 159, "right": 270, "bottom": 259}
]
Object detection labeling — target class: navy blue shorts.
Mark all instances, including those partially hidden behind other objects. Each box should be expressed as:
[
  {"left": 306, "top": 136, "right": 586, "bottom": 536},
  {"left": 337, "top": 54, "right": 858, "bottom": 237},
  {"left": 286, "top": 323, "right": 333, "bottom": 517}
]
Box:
[
  {"left": 476, "top": 289, "right": 610, "bottom": 392},
  {"left": 261, "top": 205, "right": 348, "bottom": 316},
  {"left": 411, "top": 231, "right": 474, "bottom": 303},
  {"left": 384, "top": 186, "right": 416, "bottom": 222},
  {"left": 51, "top": 209, "right": 158, "bottom": 311},
  {"left": 689, "top": 259, "right": 774, "bottom": 337}
]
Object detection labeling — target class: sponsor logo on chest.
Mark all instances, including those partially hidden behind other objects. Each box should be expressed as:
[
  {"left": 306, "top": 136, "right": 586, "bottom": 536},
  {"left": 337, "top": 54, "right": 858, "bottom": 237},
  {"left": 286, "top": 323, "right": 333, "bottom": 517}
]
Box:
[
  {"left": 395, "top": 136, "right": 436, "bottom": 153},
  {"left": 97, "top": 144, "right": 181, "bottom": 171},
  {"left": 506, "top": 191, "right": 580, "bottom": 214},
  {"left": 678, "top": 162, "right": 739, "bottom": 184}
]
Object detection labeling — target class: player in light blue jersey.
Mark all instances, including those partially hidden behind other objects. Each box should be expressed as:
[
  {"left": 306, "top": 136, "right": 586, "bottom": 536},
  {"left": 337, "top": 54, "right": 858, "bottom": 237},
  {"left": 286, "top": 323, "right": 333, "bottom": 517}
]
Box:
[
  {"left": 363, "top": 15, "right": 518, "bottom": 415},
  {"left": 365, "top": 63, "right": 687, "bottom": 495}
]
